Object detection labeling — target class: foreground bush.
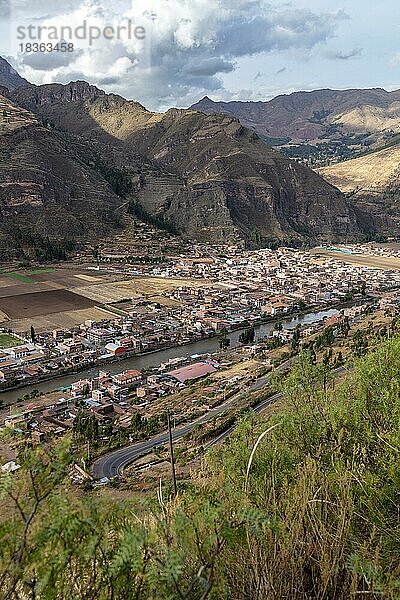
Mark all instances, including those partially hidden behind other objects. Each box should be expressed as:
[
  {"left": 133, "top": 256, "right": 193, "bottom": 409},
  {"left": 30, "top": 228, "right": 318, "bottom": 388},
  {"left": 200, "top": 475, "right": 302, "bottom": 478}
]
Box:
[{"left": 1, "top": 338, "right": 400, "bottom": 599}]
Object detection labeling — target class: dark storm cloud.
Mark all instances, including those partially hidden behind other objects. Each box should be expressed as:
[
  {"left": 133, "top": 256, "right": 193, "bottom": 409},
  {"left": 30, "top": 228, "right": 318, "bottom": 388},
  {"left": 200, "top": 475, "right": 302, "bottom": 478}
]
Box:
[
  {"left": 98, "top": 75, "right": 121, "bottom": 85},
  {"left": 183, "top": 58, "right": 234, "bottom": 77},
  {"left": 21, "top": 46, "right": 83, "bottom": 70}
]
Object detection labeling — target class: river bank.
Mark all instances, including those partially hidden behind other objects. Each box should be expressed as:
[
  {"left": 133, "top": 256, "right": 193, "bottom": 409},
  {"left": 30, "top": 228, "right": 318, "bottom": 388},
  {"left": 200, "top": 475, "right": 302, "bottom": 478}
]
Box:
[{"left": 0, "top": 306, "right": 349, "bottom": 405}]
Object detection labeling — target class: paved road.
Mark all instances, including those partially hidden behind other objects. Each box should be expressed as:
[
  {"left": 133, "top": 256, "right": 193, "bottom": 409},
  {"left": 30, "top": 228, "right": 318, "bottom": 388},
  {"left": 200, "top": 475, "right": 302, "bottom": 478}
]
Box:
[
  {"left": 204, "top": 391, "right": 283, "bottom": 449},
  {"left": 92, "top": 360, "right": 292, "bottom": 479}
]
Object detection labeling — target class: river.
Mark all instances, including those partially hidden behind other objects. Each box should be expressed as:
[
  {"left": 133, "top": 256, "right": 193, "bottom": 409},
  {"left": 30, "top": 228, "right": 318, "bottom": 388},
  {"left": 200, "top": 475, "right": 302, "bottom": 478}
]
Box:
[{"left": 0, "top": 308, "right": 339, "bottom": 404}]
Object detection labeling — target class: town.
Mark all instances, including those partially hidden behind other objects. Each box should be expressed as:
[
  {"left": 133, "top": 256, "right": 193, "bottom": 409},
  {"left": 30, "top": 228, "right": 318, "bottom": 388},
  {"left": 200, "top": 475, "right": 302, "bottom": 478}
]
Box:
[
  {"left": 1, "top": 243, "right": 400, "bottom": 393},
  {"left": 2, "top": 241, "right": 400, "bottom": 462},
  {"left": 0, "top": 299, "right": 373, "bottom": 452}
]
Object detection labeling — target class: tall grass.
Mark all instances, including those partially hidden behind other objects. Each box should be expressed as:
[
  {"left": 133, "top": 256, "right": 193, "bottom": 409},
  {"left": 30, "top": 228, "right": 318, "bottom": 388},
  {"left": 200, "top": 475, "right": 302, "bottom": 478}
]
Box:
[{"left": 204, "top": 341, "right": 400, "bottom": 598}]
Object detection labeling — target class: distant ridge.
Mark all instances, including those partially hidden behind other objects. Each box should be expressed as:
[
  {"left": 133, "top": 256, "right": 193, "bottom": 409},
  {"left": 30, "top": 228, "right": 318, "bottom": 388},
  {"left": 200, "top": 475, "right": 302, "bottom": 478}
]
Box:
[
  {"left": 190, "top": 88, "right": 400, "bottom": 141},
  {"left": 0, "top": 57, "right": 29, "bottom": 90}
]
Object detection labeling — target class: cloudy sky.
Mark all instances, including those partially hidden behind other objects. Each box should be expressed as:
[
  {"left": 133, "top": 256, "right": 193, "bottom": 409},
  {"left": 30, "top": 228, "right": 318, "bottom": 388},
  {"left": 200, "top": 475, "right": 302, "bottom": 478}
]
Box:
[{"left": 1, "top": 0, "right": 399, "bottom": 110}]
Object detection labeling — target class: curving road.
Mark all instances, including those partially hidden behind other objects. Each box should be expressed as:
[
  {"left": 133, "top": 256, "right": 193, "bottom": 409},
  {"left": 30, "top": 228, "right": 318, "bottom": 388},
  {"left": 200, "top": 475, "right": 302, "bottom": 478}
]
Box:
[{"left": 92, "top": 361, "right": 292, "bottom": 479}]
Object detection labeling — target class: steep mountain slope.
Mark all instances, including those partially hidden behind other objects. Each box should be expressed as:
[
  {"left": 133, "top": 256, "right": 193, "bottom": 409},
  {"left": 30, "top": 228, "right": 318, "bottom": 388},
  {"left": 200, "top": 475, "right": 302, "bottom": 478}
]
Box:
[
  {"left": 320, "top": 144, "right": 400, "bottom": 194},
  {"left": 0, "top": 92, "right": 124, "bottom": 260},
  {"left": 190, "top": 89, "right": 400, "bottom": 166},
  {"left": 10, "top": 81, "right": 364, "bottom": 247},
  {"left": 320, "top": 139, "right": 400, "bottom": 237},
  {"left": 0, "top": 57, "right": 28, "bottom": 90}
]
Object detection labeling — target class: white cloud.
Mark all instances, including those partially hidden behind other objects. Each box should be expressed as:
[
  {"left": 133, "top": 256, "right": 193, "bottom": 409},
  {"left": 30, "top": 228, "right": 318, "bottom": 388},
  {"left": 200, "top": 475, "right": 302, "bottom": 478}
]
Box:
[{"left": 9, "top": 0, "right": 347, "bottom": 109}]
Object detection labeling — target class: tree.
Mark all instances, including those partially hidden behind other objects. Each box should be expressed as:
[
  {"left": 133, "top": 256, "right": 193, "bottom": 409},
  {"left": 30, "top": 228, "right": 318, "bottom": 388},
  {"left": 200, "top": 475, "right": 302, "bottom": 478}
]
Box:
[
  {"left": 308, "top": 347, "right": 317, "bottom": 365},
  {"left": 351, "top": 329, "right": 368, "bottom": 357},
  {"left": 266, "top": 335, "right": 283, "bottom": 350},
  {"left": 314, "top": 325, "right": 335, "bottom": 350},
  {"left": 334, "top": 351, "right": 344, "bottom": 367},
  {"left": 92, "top": 245, "right": 101, "bottom": 266},
  {"left": 131, "top": 413, "right": 144, "bottom": 432},
  {"left": 239, "top": 327, "right": 255, "bottom": 345},
  {"left": 290, "top": 325, "right": 301, "bottom": 353},
  {"left": 219, "top": 328, "right": 231, "bottom": 350},
  {"left": 360, "top": 281, "right": 367, "bottom": 296},
  {"left": 322, "top": 348, "right": 333, "bottom": 367},
  {"left": 296, "top": 299, "right": 307, "bottom": 311},
  {"left": 30, "top": 325, "right": 36, "bottom": 344},
  {"left": 339, "top": 316, "right": 350, "bottom": 338},
  {"left": 73, "top": 411, "right": 99, "bottom": 442}
]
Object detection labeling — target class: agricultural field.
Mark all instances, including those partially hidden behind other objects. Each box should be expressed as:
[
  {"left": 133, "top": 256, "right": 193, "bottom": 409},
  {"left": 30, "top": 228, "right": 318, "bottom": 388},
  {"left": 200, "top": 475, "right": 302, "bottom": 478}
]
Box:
[
  {"left": 3, "top": 307, "right": 117, "bottom": 335},
  {"left": 0, "top": 333, "right": 21, "bottom": 348},
  {"left": 0, "top": 267, "right": 56, "bottom": 284},
  {"left": 211, "top": 358, "right": 261, "bottom": 381},
  {"left": 311, "top": 248, "right": 400, "bottom": 270},
  {"left": 0, "top": 290, "right": 96, "bottom": 320},
  {"left": 0, "top": 267, "right": 205, "bottom": 333},
  {"left": 74, "top": 276, "right": 208, "bottom": 304},
  {"left": 0, "top": 267, "right": 119, "bottom": 332},
  {"left": 72, "top": 283, "right": 139, "bottom": 304},
  {"left": 120, "top": 277, "right": 207, "bottom": 295}
]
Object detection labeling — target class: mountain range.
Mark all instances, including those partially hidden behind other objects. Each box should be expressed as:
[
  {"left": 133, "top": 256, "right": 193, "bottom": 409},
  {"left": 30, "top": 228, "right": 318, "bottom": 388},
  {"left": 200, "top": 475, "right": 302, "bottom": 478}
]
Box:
[
  {"left": 1, "top": 57, "right": 399, "bottom": 258},
  {"left": 190, "top": 90, "right": 400, "bottom": 167}
]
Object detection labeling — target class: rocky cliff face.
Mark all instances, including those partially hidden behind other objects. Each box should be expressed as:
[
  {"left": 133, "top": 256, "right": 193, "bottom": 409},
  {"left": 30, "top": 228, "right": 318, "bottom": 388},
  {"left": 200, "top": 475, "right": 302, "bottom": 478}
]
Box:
[
  {"left": 125, "top": 108, "right": 361, "bottom": 245},
  {"left": 0, "top": 58, "right": 368, "bottom": 250},
  {"left": 0, "top": 93, "right": 123, "bottom": 259},
  {"left": 12, "top": 84, "right": 364, "bottom": 246},
  {"left": 12, "top": 81, "right": 105, "bottom": 111}
]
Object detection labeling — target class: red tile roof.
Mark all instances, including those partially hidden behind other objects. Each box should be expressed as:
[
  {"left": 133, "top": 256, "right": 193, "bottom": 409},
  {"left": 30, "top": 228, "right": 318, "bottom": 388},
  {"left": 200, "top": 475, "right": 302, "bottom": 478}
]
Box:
[{"left": 166, "top": 362, "right": 217, "bottom": 383}]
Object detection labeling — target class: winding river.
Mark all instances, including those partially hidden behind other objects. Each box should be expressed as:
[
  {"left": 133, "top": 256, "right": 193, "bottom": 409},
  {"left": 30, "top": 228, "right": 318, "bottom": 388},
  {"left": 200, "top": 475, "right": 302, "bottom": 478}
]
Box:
[{"left": 0, "top": 308, "right": 339, "bottom": 404}]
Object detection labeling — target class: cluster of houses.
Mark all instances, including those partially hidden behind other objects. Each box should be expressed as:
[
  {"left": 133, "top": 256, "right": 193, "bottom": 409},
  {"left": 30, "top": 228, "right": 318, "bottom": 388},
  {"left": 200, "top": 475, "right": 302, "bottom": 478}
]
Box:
[
  {"left": 2, "top": 358, "right": 220, "bottom": 442},
  {"left": 0, "top": 343, "right": 47, "bottom": 385},
  {"left": 2, "top": 245, "right": 400, "bottom": 390},
  {"left": 2, "top": 285, "right": 396, "bottom": 448}
]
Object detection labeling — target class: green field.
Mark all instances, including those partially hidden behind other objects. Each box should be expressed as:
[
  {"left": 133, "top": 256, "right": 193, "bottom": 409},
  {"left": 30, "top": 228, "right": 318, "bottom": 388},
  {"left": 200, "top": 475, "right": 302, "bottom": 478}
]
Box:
[
  {"left": 4, "top": 271, "right": 34, "bottom": 283},
  {"left": 1, "top": 268, "right": 56, "bottom": 284},
  {"left": 0, "top": 333, "right": 20, "bottom": 348}
]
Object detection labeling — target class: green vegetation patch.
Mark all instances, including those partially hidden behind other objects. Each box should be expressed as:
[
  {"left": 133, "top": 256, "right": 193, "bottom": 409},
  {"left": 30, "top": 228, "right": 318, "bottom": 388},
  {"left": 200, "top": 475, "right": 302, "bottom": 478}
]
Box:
[
  {"left": 2, "top": 337, "right": 400, "bottom": 597},
  {"left": 98, "top": 303, "right": 128, "bottom": 316},
  {"left": 0, "top": 333, "right": 20, "bottom": 348},
  {"left": 4, "top": 271, "right": 34, "bottom": 283},
  {"left": 1, "top": 268, "right": 56, "bottom": 283}
]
